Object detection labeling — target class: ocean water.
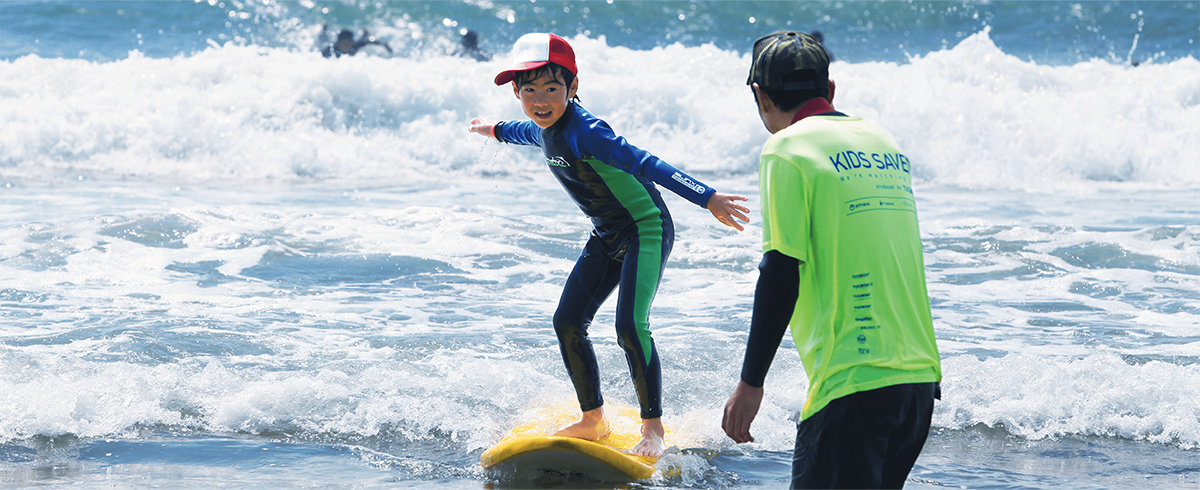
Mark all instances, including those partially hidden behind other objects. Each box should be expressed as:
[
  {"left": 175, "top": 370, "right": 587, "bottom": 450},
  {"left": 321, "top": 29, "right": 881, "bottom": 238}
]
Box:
[{"left": 1, "top": 1, "right": 1199, "bottom": 488}]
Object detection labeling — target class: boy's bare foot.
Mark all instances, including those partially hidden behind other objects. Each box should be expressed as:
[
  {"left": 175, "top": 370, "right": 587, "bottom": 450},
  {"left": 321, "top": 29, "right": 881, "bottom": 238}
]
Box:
[
  {"left": 553, "top": 406, "right": 610, "bottom": 441},
  {"left": 627, "top": 417, "right": 665, "bottom": 458}
]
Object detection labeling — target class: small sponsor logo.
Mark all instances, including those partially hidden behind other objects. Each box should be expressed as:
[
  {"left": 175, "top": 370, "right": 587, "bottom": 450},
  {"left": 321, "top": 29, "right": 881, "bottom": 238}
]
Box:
[
  {"left": 671, "top": 172, "right": 706, "bottom": 194},
  {"left": 546, "top": 156, "right": 570, "bottom": 168}
]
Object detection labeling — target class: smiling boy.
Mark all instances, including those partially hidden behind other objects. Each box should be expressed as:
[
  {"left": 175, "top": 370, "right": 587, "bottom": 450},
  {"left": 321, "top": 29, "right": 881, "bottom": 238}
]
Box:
[{"left": 469, "top": 33, "right": 749, "bottom": 457}]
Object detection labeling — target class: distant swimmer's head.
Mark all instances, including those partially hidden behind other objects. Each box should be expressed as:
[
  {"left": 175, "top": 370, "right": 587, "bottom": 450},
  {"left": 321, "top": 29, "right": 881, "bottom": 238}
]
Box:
[
  {"left": 493, "top": 33, "right": 577, "bottom": 86},
  {"left": 748, "top": 31, "right": 832, "bottom": 110},
  {"left": 334, "top": 29, "right": 356, "bottom": 55},
  {"left": 462, "top": 29, "right": 480, "bottom": 50}
]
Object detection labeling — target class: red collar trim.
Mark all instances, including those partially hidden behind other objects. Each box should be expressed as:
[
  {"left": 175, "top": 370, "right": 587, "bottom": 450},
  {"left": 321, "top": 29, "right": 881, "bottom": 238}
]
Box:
[{"left": 790, "top": 98, "right": 836, "bottom": 125}]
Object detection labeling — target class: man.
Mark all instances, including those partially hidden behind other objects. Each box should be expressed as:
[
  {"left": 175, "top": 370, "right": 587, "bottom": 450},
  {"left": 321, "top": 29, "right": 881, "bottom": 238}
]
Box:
[{"left": 721, "top": 31, "right": 942, "bottom": 489}]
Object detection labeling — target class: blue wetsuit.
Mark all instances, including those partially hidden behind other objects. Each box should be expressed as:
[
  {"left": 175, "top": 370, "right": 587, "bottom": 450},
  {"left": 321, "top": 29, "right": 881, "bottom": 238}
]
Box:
[{"left": 496, "top": 101, "right": 715, "bottom": 419}]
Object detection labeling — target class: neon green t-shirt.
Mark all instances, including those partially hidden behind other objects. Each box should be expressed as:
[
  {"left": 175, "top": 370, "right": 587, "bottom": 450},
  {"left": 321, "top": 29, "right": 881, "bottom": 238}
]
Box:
[{"left": 759, "top": 114, "right": 942, "bottom": 420}]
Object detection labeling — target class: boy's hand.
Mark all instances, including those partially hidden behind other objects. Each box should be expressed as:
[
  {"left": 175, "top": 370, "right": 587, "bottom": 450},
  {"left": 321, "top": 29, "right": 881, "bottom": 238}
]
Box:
[
  {"left": 706, "top": 193, "right": 750, "bottom": 231},
  {"left": 469, "top": 116, "right": 497, "bottom": 140}
]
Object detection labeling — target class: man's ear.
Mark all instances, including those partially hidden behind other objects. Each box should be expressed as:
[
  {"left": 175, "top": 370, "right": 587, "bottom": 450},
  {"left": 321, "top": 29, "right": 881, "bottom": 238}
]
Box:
[
  {"left": 567, "top": 77, "right": 579, "bottom": 99},
  {"left": 827, "top": 79, "right": 836, "bottom": 105},
  {"left": 512, "top": 81, "right": 521, "bottom": 99},
  {"left": 752, "top": 83, "right": 774, "bottom": 114}
]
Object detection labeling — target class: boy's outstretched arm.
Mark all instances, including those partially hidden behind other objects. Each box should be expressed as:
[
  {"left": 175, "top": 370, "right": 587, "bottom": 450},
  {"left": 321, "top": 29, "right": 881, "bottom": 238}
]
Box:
[
  {"left": 470, "top": 116, "right": 543, "bottom": 147},
  {"left": 468, "top": 116, "right": 498, "bottom": 140},
  {"left": 706, "top": 193, "right": 750, "bottom": 231}
]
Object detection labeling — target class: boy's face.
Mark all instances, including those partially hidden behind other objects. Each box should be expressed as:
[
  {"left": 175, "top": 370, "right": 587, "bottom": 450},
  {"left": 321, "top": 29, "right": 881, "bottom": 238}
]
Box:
[{"left": 512, "top": 70, "right": 578, "bottom": 129}]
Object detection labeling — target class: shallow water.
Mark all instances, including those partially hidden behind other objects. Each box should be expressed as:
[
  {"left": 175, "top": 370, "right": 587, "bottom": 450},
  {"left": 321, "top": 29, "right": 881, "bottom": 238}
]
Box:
[{"left": 1, "top": 180, "right": 1197, "bottom": 488}]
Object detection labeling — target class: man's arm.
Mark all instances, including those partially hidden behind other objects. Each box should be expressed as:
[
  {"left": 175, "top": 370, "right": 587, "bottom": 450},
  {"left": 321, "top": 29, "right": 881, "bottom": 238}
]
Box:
[
  {"left": 723, "top": 250, "right": 800, "bottom": 443},
  {"left": 740, "top": 250, "right": 800, "bottom": 386}
]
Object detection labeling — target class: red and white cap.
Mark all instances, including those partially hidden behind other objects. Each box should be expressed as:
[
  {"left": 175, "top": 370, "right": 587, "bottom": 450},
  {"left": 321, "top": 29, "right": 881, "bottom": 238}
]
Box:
[{"left": 493, "top": 33, "right": 577, "bottom": 86}]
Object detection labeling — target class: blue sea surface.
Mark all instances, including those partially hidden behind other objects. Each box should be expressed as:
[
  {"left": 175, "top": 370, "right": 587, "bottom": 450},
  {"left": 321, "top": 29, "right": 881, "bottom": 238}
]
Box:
[
  {"left": 2, "top": 1, "right": 1196, "bottom": 63},
  {"left": 2, "top": 1, "right": 1199, "bottom": 488}
]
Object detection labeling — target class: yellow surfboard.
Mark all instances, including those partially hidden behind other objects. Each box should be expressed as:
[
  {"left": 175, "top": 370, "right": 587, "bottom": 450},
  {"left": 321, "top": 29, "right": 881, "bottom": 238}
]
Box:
[{"left": 480, "top": 400, "right": 663, "bottom": 481}]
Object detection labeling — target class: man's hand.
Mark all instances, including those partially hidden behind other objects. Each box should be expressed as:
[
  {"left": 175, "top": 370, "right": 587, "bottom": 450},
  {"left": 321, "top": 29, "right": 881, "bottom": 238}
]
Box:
[{"left": 722, "top": 380, "right": 764, "bottom": 443}]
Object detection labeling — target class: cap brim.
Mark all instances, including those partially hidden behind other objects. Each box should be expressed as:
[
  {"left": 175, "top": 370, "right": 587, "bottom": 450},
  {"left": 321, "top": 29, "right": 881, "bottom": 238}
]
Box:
[{"left": 493, "top": 60, "right": 550, "bottom": 85}]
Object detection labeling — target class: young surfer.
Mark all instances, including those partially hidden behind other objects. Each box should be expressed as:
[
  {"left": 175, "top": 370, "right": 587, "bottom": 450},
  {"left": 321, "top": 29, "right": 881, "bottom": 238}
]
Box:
[{"left": 469, "top": 33, "right": 749, "bottom": 457}]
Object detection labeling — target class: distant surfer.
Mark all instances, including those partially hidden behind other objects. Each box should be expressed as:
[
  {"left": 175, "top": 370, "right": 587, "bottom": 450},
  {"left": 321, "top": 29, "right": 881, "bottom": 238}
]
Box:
[
  {"left": 468, "top": 33, "right": 749, "bottom": 458},
  {"left": 319, "top": 23, "right": 392, "bottom": 58},
  {"left": 721, "top": 31, "right": 942, "bottom": 488},
  {"left": 455, "top": 29, "right": 491, "bottom": 61}
]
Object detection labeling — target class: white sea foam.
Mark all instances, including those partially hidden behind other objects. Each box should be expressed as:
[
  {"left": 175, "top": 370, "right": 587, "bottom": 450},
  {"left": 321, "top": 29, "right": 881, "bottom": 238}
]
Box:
[
  {"left": 2, "top": 30, "right": 1196, "bottom": 188},
  {"left": 937, "top": 353, "right": 1200, "bottom": 448}
]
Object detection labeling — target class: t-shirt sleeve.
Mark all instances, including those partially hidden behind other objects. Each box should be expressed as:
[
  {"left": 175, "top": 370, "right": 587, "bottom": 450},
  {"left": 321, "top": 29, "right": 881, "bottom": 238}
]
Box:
[{"left": 759, "top": 153, "right": 810, "bottom": 262}]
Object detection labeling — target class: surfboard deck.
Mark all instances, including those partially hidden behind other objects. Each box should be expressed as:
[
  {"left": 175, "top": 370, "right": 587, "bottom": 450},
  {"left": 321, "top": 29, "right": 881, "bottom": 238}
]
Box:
[{"left": 480, "top": 401, "right": 661, "bottom": 481}]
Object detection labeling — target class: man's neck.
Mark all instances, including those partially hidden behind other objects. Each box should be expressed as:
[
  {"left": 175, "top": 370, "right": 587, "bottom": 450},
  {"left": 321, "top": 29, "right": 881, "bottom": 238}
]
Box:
[{"left": 789, "top": 97, "right": 837, "bottom": 125}]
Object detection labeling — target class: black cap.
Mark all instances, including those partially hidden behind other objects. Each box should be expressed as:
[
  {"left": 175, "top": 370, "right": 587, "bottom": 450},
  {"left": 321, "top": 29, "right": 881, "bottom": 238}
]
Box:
[{"left": 747, "top": 31, "right": 830, "bottom": 93}]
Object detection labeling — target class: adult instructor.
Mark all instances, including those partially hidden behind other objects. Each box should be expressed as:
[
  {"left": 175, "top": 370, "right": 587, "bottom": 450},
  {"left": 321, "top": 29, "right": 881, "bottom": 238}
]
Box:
[{"left": 721, "top": 31, "right": 942, "bottom": 489}]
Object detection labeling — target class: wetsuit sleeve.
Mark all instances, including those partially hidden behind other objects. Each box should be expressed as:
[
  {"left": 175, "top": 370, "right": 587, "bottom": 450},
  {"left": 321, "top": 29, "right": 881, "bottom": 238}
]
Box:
[
  {"left": 652, "top": 160, "right": 718, "bottom": 209},
  {"left": 739, "top": 250, "right": 800, "bottom": 388},
  {"left": 575, "top": 116, "right": 717, "bottom": 208},
  {"left": 494, "top": 120, "right": 542, "bottom": 147}
]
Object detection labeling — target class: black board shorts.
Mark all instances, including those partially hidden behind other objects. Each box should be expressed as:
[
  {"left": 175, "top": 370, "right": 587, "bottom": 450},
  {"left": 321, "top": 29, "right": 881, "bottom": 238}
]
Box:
[{"left": 791, "top": 382, "right": 938, "bottom": 489}]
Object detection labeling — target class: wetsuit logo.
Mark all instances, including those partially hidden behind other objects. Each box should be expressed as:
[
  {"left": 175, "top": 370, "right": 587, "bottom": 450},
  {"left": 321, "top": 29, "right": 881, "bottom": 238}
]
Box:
[
  {"left": 546, "top": 156, "right": 570, "bottom": 168},
  {"left": 671, "top": 172, "right": 706, "bottom": 195}
]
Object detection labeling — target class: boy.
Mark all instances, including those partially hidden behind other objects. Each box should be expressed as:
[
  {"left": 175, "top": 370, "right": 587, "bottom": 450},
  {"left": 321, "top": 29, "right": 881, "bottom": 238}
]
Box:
[
  {"left": 469, "top": 33, "right": 749, "bottom": 457},
  {"left": 720, "top": 31, "right": 941, "bottom": 488}
]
